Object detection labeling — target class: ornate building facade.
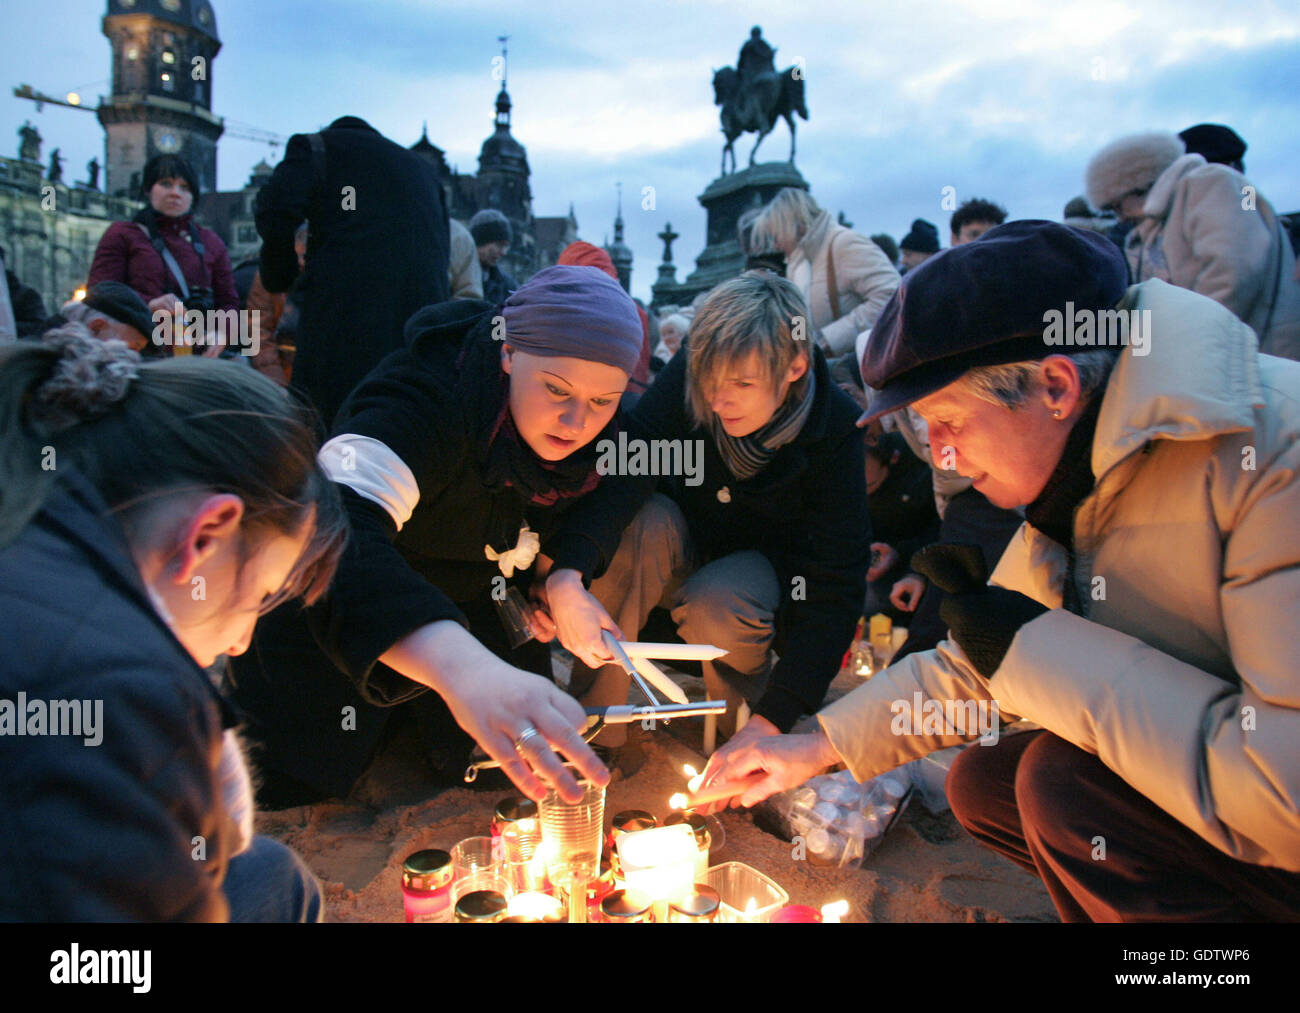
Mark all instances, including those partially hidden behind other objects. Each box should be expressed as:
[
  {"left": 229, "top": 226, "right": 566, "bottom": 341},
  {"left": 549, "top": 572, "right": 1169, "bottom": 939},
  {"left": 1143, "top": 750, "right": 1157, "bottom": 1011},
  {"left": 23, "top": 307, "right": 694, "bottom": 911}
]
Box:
[{"left": 1, "top": 1, "right": 603, "bottom": 311}]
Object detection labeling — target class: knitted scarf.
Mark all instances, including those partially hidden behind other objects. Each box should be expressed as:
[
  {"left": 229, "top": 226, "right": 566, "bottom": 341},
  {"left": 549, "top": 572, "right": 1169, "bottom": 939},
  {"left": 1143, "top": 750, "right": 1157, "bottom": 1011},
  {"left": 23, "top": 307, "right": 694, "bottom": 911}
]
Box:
[{"left": 707, "top": 368, "right": 816, "bottom": 481}]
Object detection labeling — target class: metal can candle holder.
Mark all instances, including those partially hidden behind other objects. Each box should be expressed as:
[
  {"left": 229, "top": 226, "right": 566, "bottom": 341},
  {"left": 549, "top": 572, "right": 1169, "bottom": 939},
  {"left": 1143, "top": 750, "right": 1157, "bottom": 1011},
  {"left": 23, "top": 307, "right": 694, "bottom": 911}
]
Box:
[
  {"left": 600, "top": 888, "right": 655, "bottom": 923},
  {"left": 455, "top": 889, "right": 509, "bottom": 923},
  {"left": 668, "top": 886, "right": 721, "bottom": 923}
]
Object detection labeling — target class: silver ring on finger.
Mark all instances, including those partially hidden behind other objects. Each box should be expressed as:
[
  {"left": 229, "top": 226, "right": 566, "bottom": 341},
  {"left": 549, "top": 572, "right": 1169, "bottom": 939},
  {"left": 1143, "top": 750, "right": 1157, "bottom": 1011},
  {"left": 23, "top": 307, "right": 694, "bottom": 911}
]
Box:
[{"left": 513, "top": 725, "right": 543, "bottom": 753}]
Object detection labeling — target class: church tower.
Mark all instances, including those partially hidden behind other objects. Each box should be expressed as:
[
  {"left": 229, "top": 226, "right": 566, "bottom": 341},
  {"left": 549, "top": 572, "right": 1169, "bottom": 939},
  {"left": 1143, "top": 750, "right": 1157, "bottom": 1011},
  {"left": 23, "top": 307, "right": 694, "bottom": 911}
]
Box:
[
  {"left": 96, "top": 0, "right": 224, "bottom": 199},
  {"left": 605, "top": 184, "right": 633, "bottom": 292},
  {"left": 476, "top": 36, "right": 534, "bottom": 279}
]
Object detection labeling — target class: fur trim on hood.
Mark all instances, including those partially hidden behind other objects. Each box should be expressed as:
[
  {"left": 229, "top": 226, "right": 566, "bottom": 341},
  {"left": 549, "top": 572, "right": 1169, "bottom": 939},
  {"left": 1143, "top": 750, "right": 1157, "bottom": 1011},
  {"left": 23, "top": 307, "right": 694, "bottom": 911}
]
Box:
[{"left": 1085, "top": 131, "right": 1185, "bottom": 211}]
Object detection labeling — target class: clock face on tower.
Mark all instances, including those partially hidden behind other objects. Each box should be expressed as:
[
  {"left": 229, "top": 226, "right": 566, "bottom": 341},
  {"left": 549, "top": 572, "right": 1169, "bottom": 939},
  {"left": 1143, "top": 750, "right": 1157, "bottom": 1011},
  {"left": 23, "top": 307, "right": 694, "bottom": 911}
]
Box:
[{"left": 156, "top": 131, "right": 181, "bottom": 153}]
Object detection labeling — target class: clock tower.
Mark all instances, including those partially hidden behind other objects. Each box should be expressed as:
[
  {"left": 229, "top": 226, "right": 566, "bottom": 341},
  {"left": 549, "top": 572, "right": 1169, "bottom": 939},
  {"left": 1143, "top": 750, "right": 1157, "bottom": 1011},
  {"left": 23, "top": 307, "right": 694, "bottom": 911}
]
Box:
[{"left": 96, "top": 0, "right": 223, "bottom": 199}]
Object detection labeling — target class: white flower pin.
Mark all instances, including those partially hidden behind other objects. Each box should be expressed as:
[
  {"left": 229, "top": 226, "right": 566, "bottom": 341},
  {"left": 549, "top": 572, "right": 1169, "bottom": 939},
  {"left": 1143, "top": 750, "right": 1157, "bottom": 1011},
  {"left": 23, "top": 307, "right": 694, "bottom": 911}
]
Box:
[{"left": 485, "top": 523, "right": 540, "bottom": 578}]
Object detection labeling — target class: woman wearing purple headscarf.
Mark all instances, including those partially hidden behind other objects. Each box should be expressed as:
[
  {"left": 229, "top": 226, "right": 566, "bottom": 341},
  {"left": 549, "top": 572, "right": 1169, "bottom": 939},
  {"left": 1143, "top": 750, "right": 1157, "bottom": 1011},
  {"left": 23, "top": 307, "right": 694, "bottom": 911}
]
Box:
[{"left": 229, "top": 266, "right": 644, "bottom": 805}]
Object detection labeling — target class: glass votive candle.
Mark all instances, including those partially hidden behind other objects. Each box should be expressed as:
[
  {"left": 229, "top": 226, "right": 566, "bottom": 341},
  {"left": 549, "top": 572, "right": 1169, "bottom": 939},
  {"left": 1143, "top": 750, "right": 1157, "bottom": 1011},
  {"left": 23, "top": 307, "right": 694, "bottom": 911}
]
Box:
[
  {"left": 668, "top": 886, "right": 721, "bottom": 923},
  {"left": 401, "top": 848, "right": 455, "bottom": 923},
  {"left": 495, "top": 797, "right": 546, "bottom": 893},
  {"left": 452, "top": 835, "right": 513, "bottom": 906},
  {"left": 455, "top": 889, "right": 509, "bottom": 923},
  {"left": 600, "top": 888, "right": 654, "bottom": 923},
  {"left": 772, "top": 904, "right": 823, "bottom": 923},
  {"left": 507, "top": 891, "right": 566, "bottom": 923}
]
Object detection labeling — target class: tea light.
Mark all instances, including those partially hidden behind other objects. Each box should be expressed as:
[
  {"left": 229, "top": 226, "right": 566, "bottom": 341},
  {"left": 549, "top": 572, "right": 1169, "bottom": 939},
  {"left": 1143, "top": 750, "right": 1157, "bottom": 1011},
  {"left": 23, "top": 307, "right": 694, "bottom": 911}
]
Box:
[
  {"left": 507, "top": 891, "right": 566, "bottom": 923},
  {"left": 821, "top": 899, "right": 850, "bottom": 923},
  {"left": 617, "top": 824, "right": 699, "bottom": 921}
]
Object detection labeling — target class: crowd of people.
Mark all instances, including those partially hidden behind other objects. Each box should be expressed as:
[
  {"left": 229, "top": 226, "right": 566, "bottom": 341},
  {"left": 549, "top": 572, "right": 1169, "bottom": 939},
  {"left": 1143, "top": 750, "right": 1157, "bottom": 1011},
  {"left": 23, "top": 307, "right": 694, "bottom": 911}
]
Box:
[{"left": 1, "top": 115, "right": 1298, "bottom": 924}]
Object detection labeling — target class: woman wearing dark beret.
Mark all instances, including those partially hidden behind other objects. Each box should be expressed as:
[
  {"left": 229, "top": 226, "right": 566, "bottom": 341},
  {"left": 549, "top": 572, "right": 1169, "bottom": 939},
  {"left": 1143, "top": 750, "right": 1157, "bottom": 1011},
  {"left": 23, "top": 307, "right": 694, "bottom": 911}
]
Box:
[{"left": 702, "top": 221, "right": 1300, "bottom": 922}]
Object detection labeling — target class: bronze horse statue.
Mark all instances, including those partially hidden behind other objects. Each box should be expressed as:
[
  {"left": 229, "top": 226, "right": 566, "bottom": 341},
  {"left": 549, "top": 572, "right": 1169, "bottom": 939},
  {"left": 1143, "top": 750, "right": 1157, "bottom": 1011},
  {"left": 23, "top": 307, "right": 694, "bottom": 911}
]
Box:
[{"left": 712, "top": 65, "right": 808, "bottom": 175}]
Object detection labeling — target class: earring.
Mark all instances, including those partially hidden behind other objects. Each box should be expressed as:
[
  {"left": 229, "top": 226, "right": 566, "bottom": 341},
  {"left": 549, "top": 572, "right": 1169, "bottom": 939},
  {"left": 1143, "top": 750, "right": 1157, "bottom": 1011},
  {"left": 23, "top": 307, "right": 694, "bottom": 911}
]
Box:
[{"left": 1052, "top": 409, "right": 1063, "bottom": 419}]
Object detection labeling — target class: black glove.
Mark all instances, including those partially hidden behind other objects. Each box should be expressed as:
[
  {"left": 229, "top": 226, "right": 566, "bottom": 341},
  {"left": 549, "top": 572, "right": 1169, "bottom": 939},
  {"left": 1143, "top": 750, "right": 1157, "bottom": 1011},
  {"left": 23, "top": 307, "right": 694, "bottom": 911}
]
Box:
[{"left": 912, "top": 543, "right": 1048, "bottom": 678}]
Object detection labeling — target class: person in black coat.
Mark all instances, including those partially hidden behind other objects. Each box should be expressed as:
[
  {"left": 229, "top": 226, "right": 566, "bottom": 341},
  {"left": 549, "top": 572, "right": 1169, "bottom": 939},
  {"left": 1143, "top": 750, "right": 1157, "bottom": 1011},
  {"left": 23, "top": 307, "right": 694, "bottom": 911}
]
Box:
[
  {"left": 0, "top": 326, "right": 346, "bottom": 920},
  {"left": 542, "top": 271, "right": 871, "bottom": 787},
  {"left": 862, "top": 430, "right": 940, "bottom": 622},
  {"left": 255, "top": 115, "right": 450, "bottom": 431},
  {"left": 230, "top": 266, "right": 641, "bottom": 805},
  {"left": 469, "top": 208, "right": 518, "bottom": 307}
]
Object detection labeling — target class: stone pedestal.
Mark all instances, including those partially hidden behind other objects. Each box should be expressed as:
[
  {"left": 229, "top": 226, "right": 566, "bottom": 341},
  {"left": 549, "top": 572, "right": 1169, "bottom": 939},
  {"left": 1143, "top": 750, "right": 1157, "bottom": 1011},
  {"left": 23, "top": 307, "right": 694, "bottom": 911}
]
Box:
[{"left": 652, "top": 161, "right": 808, "bottom": 310}]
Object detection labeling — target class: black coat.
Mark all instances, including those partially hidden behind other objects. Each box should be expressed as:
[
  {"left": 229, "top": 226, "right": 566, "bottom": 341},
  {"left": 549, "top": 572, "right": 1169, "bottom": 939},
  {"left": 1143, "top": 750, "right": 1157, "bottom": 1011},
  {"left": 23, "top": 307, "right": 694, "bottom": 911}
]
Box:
[
  {"left": 228, "top": 300, "right": 617, "bottom": 796},
  {"left": 313, "top": 299, "right": 620, "bottom": 705},
  {"left": 0, "top": 471, "right": 235, "bottom": 920},
  {"left": 548, "top": 342, "right": 871, "bottom": 731},
  {"left": 255, "top": 116, "right": 450, "bottom": 430}
]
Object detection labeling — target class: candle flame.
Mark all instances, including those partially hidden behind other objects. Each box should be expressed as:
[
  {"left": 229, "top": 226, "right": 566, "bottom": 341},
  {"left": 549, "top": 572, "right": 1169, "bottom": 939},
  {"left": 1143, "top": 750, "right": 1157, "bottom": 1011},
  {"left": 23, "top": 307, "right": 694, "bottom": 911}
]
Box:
[
  {"left": 744, "top": 897, "right": 758, "bottom": 916},
  {"left": 683, "top": 764, "right": 699, "bottom": 779},
  {"left": 683, "top": 764, "right": 704, "bottom": 793},
  {"left": 668, "top": 792, "right": 688, "bottom": 810},
  {"left": 821, "top": 899, "right": 849, "bottom": 923}
]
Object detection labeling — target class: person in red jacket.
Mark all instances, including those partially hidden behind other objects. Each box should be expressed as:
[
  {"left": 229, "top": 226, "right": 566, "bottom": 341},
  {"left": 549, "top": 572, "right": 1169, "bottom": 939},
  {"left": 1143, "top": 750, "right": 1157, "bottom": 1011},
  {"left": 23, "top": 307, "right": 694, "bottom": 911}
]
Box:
[{"left": 87, "top": 154, "right": 239, "bottom": 348}]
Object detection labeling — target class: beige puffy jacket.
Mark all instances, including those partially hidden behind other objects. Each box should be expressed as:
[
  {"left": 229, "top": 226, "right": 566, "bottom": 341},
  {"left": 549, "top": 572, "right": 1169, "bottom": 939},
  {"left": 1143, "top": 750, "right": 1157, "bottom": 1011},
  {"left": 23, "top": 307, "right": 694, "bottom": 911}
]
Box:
[
  {"left": 1129, "top": 154, "right": 1300, "bottom": 361},
  {"left": 819, "top": 279, "right": 1300, "bottom": 871},
  {"left": 788, "top": 212, "right": 900, "bottom": 357}
]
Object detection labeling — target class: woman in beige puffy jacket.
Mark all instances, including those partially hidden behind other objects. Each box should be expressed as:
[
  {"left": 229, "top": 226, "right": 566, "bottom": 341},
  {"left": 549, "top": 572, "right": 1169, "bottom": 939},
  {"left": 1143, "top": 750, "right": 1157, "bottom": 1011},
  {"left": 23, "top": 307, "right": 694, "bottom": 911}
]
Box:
[
  {"left": 1086, "top": 130, "right": 1300, "bottom": 361},
  {"left": 752, "top": 188, "right": 900, "bottom": 357},
  {"left": 699, "top": 222, "right": 1300, "bottom": 922}
]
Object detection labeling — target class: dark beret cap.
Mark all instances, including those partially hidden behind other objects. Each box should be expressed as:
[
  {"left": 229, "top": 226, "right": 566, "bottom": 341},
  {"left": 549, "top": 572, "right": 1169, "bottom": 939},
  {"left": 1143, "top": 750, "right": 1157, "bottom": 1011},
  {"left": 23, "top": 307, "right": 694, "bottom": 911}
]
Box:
[
  {"left": 859, "top": 220, "right": 1129, "bottom": 421},
  {"left": 82, "top": 281, "right": 157, "bottom": 341},
  {"left": 1178, "top": 123, "right": 1246, "bottom": 166}
]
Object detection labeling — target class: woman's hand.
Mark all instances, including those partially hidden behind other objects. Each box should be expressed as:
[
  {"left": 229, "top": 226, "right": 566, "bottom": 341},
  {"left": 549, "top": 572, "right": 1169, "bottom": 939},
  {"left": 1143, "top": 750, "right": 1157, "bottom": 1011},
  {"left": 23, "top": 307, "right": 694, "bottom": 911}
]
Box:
[
  {"left": 692, "top": 714, "right": 779, "bottom": 814},
  {"left": 526, "top": 554, "right": 558, "bottom": 643},
  {"left": 381, "top": 621, "right": 609, "bottom": 803},
  {"left": 890, "top": 573, "right": 926, "bottom": 612},
  {"left": 545, "top": 568, "right": 623, "bottom": 669},
  {"left": 867, "top": 542, "right": 898, "bottom": 583},
  {"left": 697, "top": 727, "right": 840, "bottom": 810}
]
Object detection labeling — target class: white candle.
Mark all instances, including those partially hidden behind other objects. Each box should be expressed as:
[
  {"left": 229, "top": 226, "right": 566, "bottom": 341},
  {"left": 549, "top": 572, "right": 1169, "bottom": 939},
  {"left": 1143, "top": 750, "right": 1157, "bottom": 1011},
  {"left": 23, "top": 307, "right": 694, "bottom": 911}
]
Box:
[
  {"left": 617, "top": 825, "right": 699, "bottom": 922},
  {"left": 618, "top": 642, "right": 728, "bottom": 661}
]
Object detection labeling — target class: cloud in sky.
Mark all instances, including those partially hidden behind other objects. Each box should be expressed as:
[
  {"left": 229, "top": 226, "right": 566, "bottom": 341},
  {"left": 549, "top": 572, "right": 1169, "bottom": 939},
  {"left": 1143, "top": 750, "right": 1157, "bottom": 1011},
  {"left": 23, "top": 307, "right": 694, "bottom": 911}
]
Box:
[{"left": 2, "top": 0, "right": 1297, "bottom": 302}]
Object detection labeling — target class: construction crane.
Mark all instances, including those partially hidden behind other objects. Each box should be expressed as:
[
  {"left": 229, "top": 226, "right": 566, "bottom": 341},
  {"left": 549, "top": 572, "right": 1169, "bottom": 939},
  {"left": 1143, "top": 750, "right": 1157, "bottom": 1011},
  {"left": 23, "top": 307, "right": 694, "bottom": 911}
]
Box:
[{"left": 13, "top": 83, "right": 286, "bottom": 156}]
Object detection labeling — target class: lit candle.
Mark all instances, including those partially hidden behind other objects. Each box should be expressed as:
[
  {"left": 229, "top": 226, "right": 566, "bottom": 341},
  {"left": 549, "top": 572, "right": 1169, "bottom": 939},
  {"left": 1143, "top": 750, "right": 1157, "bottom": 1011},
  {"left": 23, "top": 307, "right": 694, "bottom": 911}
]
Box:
[
  {"left": 507, "top": 891, "right": 566, "bottom": 922},
  {"left": 742, "top": 897, "right": 759, "bottom": 922},
  {"left": 663, "top": 810, "right": 711, "bottom": 882},
  {"left": 617, "top": 825, "right": 699, "bottom": 922},
  {"left": 820, "top": 899, "right": 850, "bottom": 923},
  {"left": 668, "top": 792, "right": 689, "bottom": 811}
]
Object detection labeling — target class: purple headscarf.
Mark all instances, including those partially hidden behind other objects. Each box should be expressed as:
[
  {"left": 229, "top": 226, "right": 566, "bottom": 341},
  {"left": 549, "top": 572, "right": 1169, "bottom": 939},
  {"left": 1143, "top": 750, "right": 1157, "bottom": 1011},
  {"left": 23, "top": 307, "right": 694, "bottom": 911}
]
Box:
[{"left": 500, "top": 265, "right": 643, "bottom": 376}]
